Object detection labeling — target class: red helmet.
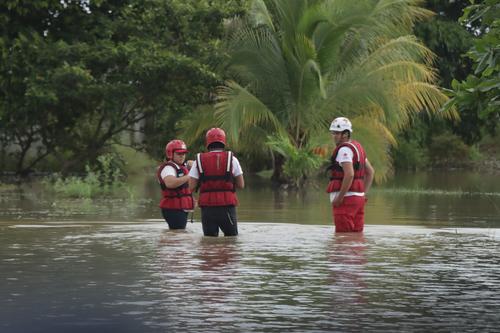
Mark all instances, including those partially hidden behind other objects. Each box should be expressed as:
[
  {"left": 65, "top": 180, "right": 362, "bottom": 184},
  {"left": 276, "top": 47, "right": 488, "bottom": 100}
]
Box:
[
  {"left": 165, "top": 139, "right": 188, "bottom": 159},
  {"left": 205, "top": 128, "right": 226, "bottom": 148}
]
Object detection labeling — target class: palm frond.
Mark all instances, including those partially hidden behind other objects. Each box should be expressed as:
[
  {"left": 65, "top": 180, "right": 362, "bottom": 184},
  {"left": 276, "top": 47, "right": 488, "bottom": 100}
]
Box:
[
  {"left": 182, "top": 0, "right": 451, "bottom": 184},
  {"left": 397, "top": 82, "right": 459, "bottom": 121},
  {"left": 178, "top": 105, "right": 218, "bottom": 145},
  {"left": 249, "top": 0, "right": 275, "bottom": 31},
  {"left": 351, "top": 116, "right": 395, "bottom": 182},
  {"left": 215, "top": 80, "right": 284, "bottom": 146},
  {"left": 360, "top": 35, "right": 435, "bottom": 69}
]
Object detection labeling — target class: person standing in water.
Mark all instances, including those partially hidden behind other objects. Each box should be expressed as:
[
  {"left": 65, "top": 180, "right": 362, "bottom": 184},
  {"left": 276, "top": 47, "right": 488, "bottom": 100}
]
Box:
[
  {"left": 188, "top": 128, "right": 244, "bottom": 237},
  {"left": 326, "top": 117, "right": 375, "bottom": 232},
  {"left": 156, "top": 139, "right": 194, "bottom": 230}
]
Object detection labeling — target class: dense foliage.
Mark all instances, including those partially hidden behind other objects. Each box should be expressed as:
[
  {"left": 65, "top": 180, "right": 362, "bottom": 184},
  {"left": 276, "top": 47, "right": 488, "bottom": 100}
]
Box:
[
  {"left": 182, "top": 0, "right": 454, "bottom": 184},
  {"left": 0, "top": 0, "right": 497, "bottom": 183},
  {"left": 0, "top": 0, "right": 244, "bottom": 175},
  {"left": 445, "top": 0, "right": 499, "bottom": 140},
  {"left": 393, "top": 0, "right": 499, "bottom": 170}
]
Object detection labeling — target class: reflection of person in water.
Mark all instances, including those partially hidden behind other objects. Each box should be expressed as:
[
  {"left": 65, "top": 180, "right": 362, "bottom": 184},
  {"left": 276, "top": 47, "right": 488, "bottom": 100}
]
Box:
[
  {"left": 197, "top": 237, "right": 239, "bottom": 272},
  {"left": 156, "top": 231, "right": 193, "bottom": 276},
  {"left": 195, "top": 237, "right": 240, "bottom": 301},
  {"left": 153, "top": 234, "right": 241, "bottom": 330},
  {"left": 327, "top": 232, "right": 367, "bottom": 304}
]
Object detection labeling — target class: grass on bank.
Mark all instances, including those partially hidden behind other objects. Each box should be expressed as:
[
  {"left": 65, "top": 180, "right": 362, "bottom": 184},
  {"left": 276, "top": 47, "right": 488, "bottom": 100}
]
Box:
[
  {"left": 45, "top": 146, "right": 157, "bottom": 199},
  {"left": 374, "top": 187, "right": 500, "bottom": 197}
]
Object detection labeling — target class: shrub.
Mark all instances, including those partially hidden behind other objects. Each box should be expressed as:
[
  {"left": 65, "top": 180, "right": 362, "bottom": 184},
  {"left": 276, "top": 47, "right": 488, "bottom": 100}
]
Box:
[
  {"left": 428, "top": 132, "right": 471, "bottom": 167},
  {"left": 46, "top": 153, "right": 128, "bottom": 198},
  {"left": 392, "top": 140, "right": 429, "bottom": 171}
]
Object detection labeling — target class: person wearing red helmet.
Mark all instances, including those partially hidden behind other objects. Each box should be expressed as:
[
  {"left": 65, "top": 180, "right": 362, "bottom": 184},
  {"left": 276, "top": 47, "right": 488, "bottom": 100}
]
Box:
[
  {"left": 156, "top": 139, "right": 195, "bottom": 229},
  {"left": 326, "top": 117, "right": 375, "bottom": 232},
  {"left": 188, "top": 128, "right": 245, "bottom": 236}
]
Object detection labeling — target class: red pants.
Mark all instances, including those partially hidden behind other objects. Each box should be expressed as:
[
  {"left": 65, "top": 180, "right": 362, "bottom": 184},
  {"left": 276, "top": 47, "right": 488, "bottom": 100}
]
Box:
[{"left": 332, "top": 196, "right": 365, "bottom": 232}]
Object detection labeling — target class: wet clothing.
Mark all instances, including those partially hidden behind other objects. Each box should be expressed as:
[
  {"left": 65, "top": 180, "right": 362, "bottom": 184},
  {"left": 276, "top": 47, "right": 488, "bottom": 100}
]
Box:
[
  {"left": 189, "top": 150, "right": 243, "bottom": 236},
  {"left": 161, "top": 209, "right": 189, "bottom": 230},
  {"left": 200, "top": 206, "right": 238, "bottom": 236},
  {"left": 157, "top": 161, "right": 194, "bottom": 229},
  {"left": 327, "top": 140, "right": 367, "bottom": 232},
  {"left": 332, "top": 196, "right": 365, "bottom": 232}
]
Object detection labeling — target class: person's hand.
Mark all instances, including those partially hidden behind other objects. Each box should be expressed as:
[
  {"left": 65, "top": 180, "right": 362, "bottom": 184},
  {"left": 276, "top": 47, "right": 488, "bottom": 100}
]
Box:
[
  {"left": 186, "top": 160, "right": 194, "bottom": 170},
  {"left": 333, "top": 195, "right": 344, "bottom": 207}
]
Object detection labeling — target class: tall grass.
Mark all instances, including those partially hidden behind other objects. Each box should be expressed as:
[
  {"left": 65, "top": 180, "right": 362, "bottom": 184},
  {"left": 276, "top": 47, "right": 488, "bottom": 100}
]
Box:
[
  {"left": 375, "top": 187, "right": 500, "bottom": 197},
  {"left": 46, "top": 153, "right": 131, "bottom": 198}
]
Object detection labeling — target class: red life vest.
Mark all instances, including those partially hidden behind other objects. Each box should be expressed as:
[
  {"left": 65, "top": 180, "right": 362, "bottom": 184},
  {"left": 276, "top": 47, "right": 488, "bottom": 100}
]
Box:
[
  {"left": 196, "top": 151, "right": 238, "bottom": 207},
  {"left": 156, "top": 161, "right": 194, "bottom": 210},
  {"left": 326, "top": 140, "right": 366, "bottom": 193}
]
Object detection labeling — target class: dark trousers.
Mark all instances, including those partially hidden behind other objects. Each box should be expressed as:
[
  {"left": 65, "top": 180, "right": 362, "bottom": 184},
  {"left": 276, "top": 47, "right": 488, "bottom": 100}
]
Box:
[
  {"left": 161, "top": 209, "right": 188, "bottom": 229},
  {"left": 200, "top": 206, "right": 238, "bottom": 237}
]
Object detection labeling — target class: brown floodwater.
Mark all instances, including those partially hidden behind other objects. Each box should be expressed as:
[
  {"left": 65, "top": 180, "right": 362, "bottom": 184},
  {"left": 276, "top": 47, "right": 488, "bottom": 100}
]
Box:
[{"left": 0, "top": 171, "right": 499, "bottom": 332}]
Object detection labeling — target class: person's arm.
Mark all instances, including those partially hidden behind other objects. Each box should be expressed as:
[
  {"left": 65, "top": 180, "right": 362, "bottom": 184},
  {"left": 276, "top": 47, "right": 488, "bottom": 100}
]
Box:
[
  {"left": 188, "top": 177, "right": 198, "bottom": 192},
  {"left": 231, "top": 154, "right": 244, "bottom": 189},
  {"left": 164, "top": 174, "right": 189, "bottom": 189},
  {"left": 234, "top": 174, "right": 244, "bottom": 189},
  {"left": 187, "top": 160, "right": 199, "bottom": 191},
  {"left": 363, "top": 158, "right": 375, "bottom": 194},
  {"left": 332, "top": 162, "right": 354, "bottom": 207}
]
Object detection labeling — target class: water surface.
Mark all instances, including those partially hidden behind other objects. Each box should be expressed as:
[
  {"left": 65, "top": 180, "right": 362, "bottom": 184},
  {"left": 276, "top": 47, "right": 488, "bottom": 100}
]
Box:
[
  {"left": 1, "top": 171, "right": 499, "bottom": 332},
  {"left": 1, "top": 222, "right": 499, "bottom": 332}
]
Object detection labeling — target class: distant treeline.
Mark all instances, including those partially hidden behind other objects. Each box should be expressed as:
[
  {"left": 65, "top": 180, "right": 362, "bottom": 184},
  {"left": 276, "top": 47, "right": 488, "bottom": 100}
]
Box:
[{"left": 0, "top": 0, "right": 498, "bottom": 183}]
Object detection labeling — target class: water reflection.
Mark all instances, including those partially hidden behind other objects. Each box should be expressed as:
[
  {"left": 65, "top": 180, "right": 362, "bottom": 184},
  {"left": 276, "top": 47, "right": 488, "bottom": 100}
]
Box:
[
  {"left": 327, "top": 233, "right": 367, "bottom": 304},
  {"left": 196, "top": 236, "right": 240, "bottom": 272},
  {"left": 1, "top": 222, "right": 500, "bottom": 332},
  {"left": 1, "top": 171, "right": 499, "bottom": 227}
]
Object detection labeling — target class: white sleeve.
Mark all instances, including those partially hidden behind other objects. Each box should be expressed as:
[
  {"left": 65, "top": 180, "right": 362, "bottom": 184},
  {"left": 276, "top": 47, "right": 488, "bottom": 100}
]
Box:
[
  {"left": 232, "top": 156, "right": 243, "bottom": 177},
  {"left": 188, "top": 160, "right": 199, "bottom": 179},
  {"left": 160, "top": 165, "right": 177, "bottom": 179},
  {"left": 336, "top": 147, "right": 354, "bottom": 164}
]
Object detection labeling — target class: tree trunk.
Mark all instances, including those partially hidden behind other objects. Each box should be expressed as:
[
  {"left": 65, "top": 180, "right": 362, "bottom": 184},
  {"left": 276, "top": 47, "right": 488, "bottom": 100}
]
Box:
[{"left": 271, "top": 153, "right": 287, "bottom": 184}]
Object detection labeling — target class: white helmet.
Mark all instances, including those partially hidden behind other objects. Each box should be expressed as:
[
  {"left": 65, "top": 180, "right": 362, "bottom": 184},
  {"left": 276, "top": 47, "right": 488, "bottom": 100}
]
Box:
[{"left": 329, "top": 117, "right": 352, "bottom": 132}]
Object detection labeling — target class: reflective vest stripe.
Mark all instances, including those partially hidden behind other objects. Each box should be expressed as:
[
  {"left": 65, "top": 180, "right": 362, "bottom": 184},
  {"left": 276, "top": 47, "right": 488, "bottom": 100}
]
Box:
[
  {"left": 197, "top": 151, "right": 238, "bottom": 207},
  {"left": 196, "top": 153, "right": 203, "bottom": 174}
]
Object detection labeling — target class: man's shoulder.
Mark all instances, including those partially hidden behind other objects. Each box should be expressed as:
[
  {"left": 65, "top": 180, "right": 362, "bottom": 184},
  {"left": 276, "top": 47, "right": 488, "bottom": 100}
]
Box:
[{"left": 337, "top": 147, "right": 353, "bottom": 160}]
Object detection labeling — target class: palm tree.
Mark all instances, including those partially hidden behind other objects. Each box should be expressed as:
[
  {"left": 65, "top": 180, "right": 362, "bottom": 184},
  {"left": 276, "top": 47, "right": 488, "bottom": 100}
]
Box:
[{"left": 184, "top": 0, "right": 456, "bottom": 184}]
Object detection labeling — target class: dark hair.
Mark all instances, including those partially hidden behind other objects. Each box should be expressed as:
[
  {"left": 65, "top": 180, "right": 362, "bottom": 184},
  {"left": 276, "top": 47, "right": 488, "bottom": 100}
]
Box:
[
  {"left": 342, "top": 130, "right": 351, "bottom": 139},
  {"left": 207, "top": 142, "right": 225, "bottom": 150}
]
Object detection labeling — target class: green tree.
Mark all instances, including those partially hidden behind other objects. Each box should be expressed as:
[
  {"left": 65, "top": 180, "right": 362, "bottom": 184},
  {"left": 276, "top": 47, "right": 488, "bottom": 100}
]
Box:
[
  {"left": 444, "top": 0, "right": 499, "bottom": 142},
  {"left": 184, "top": 0, "right": 455, "bottom": 184},
  {"left": 414, "top": 0, "right": 473, "bottom": 88},
  {"left": 0, "top": 0, "right": 244, "bottom": 175},
  {"left": 393, "top": 0, "right": 474, "bottom": 169}
]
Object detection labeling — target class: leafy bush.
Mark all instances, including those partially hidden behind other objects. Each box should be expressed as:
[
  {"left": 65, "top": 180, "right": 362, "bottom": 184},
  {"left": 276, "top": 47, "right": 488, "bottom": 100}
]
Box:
[
  {"left": 428, "top": 132, "right": 471, "bottom": 167},
  {"left": 392, "top": 140, "right": 429, "bottom": 171},
  {"left": 267, "top": 135, "right": 325, "bottom": 187},
  {"left": 46, "top": 153, "right": 129, "bottom": 198}
]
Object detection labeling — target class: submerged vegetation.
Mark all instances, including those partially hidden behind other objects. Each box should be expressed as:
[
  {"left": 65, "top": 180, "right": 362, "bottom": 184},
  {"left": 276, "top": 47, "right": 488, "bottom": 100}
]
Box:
[{"left": 44, "top": 153, "right": 131, "bottom": 198}]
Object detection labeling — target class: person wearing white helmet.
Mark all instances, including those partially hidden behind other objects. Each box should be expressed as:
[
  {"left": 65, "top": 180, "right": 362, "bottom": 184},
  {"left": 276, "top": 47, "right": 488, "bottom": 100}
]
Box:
[{"left": 326, "top": 117, "right": 375, "bottom": 232}]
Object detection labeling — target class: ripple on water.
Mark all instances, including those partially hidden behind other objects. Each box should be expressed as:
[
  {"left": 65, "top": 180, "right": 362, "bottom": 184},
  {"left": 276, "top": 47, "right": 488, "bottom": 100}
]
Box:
[{"left": 0, "top": 223, "right": 499, "bottom": 332}]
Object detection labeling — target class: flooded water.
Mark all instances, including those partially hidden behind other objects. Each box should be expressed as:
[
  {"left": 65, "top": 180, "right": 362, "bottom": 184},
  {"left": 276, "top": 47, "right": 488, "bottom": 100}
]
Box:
[{"left": 1, "top": 171, "right": 499, "bottom": 332}]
